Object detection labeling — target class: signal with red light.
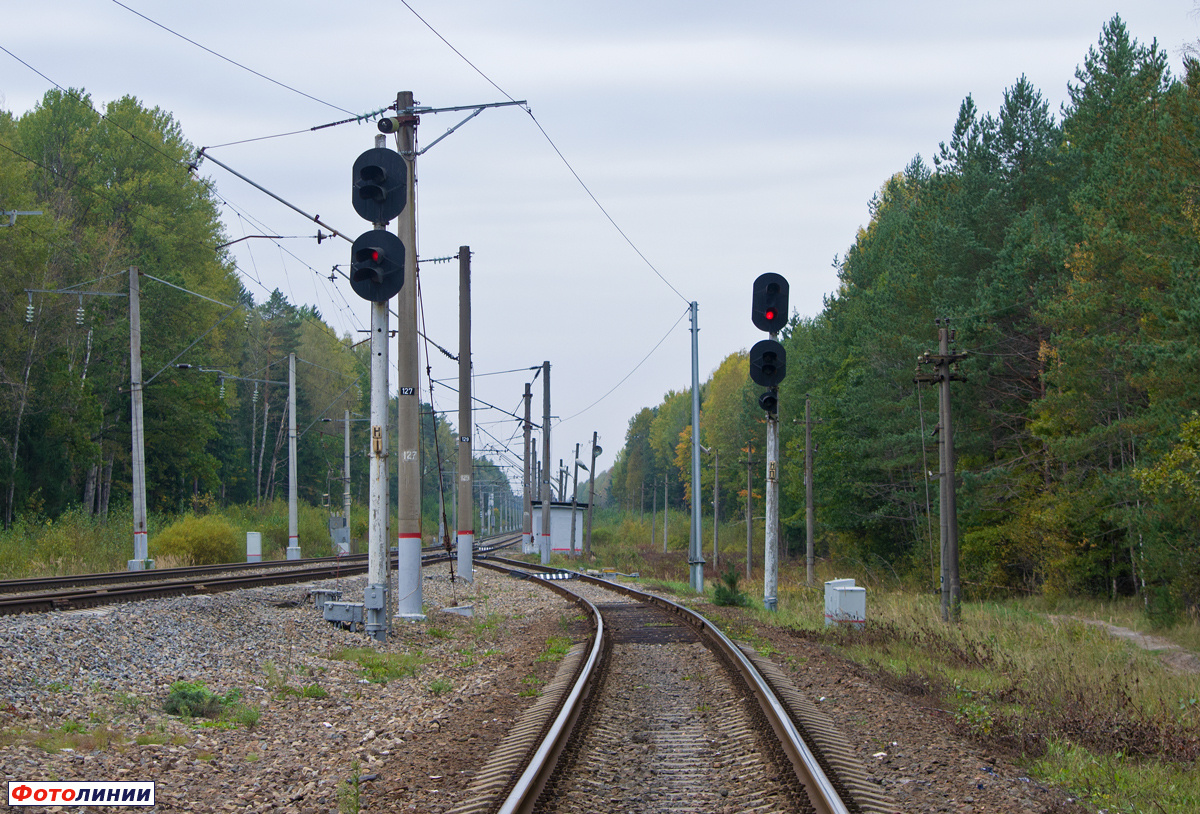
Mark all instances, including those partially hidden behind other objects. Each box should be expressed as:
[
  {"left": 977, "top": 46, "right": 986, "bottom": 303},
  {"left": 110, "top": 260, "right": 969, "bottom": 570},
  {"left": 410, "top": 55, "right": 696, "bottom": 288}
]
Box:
[
  {"left": 751, "top": 272, "right": 789, "bottom": 334},
  {"left": 349, "top": 230, "right": 405, "bottom": 302}
]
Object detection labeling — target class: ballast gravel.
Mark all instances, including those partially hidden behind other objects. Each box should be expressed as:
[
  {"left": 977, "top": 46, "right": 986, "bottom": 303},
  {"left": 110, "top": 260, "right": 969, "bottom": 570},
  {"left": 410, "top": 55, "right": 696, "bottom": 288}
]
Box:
[
  {"left": 0, "top": 565, "right": 1092, "bottom": 813},
  {"left": 0, "top": 566, "right": 575, "bottom": 813}
]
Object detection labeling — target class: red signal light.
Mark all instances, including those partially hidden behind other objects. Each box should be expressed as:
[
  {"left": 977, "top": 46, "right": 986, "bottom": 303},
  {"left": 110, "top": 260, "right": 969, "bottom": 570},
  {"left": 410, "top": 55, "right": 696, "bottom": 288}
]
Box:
[
  {"left": 764, "top": 309, "right": 776, "bottom": 321},
  {"left": 370, "top": 250, "right": 380, "bottom": 262}
]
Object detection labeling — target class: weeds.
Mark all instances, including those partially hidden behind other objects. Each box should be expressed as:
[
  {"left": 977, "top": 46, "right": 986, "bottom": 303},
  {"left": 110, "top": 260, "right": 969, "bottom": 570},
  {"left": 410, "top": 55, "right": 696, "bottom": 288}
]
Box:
[
  {"left": 518, "top": 675, "right": 543, "bottom": 697},
  {"left": 536, "top": 636, "right": 573, "bottom": 662},
  {"left": 332, "top": 647, "right": 425, "bottom": 684},
  {"left": 163, "top": 681, "right": 229, "bottom": 719},
  {"left": 336, "top": 761, "right": 362, "bottom": 814}
]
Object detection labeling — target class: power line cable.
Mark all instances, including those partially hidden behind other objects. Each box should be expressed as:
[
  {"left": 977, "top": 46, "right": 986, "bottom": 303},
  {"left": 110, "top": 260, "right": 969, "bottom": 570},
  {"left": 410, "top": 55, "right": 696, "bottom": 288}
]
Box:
[
  {"left": 559, "top": 304, "right": 691, "bottom": 423},
  {"left": 110, "top": 0, "right": 355, "bottom": 115},
  {"left": 0, "top": 43, "right": 194, "bottom": 175},
  {"left": 397, "top": 1, "right": 690, "bottom": 305}
]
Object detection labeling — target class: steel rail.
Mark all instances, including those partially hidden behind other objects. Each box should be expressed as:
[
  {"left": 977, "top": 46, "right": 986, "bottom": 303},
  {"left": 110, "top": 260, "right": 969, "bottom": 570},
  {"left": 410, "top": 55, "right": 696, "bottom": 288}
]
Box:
[
  {"left": 0, "top": 533, "right": 524, "bottom": 616},
  {"left": 0, "top": 553, "right": 370, "bottom": 595},
  {"left": 480, "top": 555, "right": 852, "bottom": 814},
  {"left": 0, "top": 532, "right": 523, "bottom": 596},
  {"left": 0, "top": 554, "right": 445, "bottom": 616},
  {"left": 471, "top": 559, "right": 604, "bottom": 814}
]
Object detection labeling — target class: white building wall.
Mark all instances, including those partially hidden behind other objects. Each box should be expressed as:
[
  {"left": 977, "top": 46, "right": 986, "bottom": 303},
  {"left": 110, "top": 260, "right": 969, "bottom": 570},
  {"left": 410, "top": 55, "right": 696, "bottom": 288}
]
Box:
[{"left": 531, "top": 501, "right": 587, "bottom": 553}]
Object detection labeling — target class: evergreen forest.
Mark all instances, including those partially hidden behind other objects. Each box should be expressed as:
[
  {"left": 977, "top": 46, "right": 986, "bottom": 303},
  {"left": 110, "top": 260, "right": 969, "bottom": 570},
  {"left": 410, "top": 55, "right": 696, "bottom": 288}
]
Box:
[{"left": 608, "top": 18, "right": 1200, "bottom": 620}]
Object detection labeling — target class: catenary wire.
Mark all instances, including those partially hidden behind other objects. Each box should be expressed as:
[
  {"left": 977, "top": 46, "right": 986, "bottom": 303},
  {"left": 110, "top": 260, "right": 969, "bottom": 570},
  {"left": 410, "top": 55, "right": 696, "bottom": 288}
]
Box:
[{"left": 397, "top": 0, "right": 691, "bottom": 306}]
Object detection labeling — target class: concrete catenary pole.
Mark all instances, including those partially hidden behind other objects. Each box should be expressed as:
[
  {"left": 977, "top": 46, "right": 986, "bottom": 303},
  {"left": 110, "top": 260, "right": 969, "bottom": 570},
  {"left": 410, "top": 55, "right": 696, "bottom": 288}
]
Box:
[
  {"left": 286, "top": 352, "right": 300, "bottom": 560},
  {"left": 689, "top": 301, "right": 704, "bottom": 592},
  {"left": 393, "top": 92, "right": 423, "bottom": 622},
  {"left": 522, "top": 383, "right": 533, "bottom": 554},
  {"left": 342, "top": 409, "right": 352, "bottom": 553},
  {"left": 127, "top": 266, "right": 151, "bottom": 570},
  {"left": 540, "top": 361, "right": 552, "bottom": 563},
  {"left": 585, "top": 431, "right": 599, "bottom": 558},
  {"left": 456, "top": 246, "right": 474, "bottom": 582}
]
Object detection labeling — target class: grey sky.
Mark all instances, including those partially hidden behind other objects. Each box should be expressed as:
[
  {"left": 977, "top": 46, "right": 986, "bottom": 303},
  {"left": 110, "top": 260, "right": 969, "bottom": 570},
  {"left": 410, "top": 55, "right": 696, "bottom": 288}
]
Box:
[{"left": 1, "top": 1, "right": 1194, "bottom": 488}]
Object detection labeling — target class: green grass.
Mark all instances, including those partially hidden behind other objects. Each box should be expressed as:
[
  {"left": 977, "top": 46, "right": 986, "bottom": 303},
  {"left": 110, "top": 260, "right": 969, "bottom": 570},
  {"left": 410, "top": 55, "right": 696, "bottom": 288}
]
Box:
[
  {"left": 712, "top": 568, "right": 1200, "bottom": 814},
  {"left": 518, "top": 675, "right": 543, "bottom": 697},
  {"left": 332, "top": 647, "right": 425, "bottom": 684},
  {"left": 536, "top": 635, "right": 573, "bottom": 662}
]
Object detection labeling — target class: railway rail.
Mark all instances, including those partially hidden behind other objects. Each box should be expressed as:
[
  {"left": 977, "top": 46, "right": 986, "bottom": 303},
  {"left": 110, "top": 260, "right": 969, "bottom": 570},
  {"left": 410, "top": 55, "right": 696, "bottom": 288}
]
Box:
[
  {"left": 0, "top": 534, "right": 520, "bottom": 616},
  {"left": 457, "top": 556, "right": 892, "bottom": 814}
]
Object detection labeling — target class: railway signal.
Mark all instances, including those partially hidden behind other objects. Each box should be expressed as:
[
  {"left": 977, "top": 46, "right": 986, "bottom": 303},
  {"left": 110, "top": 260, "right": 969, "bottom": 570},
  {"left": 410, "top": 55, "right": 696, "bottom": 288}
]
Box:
[
  {"left": 351, "top": 147, "right": 407, "bottom": 224},
  {"left": 751, "top": 272, "right": 789, "bottom": 333},
  {"left": 349, "top": 230, "right": 405, "bottom": 302},
  {"left": 749, "top": 272, "right": 789, "bottom": 612},
  {"left": 749, "top": 338, "right": 786, "bottom": 388}
]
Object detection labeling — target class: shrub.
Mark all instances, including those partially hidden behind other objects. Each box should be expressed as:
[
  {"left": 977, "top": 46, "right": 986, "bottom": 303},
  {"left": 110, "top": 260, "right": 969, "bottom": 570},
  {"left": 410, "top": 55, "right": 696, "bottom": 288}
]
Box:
[
  {"left": 163, "top": 681, "right": 226, "bottom": 718},
  {"left": 713, "top": 565, "right": 752, "bottom": 607},
  {"left": 151, "top": 515, "right": 240, "bottom": 565}
]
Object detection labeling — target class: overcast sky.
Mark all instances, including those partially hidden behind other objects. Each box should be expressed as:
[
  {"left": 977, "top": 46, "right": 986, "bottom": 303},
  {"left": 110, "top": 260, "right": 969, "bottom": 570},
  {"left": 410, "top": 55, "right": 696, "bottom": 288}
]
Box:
[{"left": 2, "top": 1, "right": 1195, "bottom": 491}]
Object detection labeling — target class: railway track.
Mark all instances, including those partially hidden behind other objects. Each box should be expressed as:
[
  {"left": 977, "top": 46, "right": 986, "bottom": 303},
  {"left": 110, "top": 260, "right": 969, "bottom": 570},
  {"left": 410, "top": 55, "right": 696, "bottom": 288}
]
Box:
[
  {"left": 456, "top": 557, "right": 892, "bottom": 814},
  {"left": 0, "top": 534, "right": 521, "bottom": 616}
]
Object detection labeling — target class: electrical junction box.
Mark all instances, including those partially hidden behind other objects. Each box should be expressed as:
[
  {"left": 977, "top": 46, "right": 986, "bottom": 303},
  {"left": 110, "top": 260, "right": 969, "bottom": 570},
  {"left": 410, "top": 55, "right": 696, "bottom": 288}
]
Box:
[
  {"left": 323, "top": 601, "right": 365, "bottom": 630},
  {"left": 824, "top": 578, "right": 866, "bottom": 628},
  {"left": 311, "top": 589, "right": 342, "bottom": 611},
  {"left": 364, "top": 584, "right": 387, "bottom": 610}
]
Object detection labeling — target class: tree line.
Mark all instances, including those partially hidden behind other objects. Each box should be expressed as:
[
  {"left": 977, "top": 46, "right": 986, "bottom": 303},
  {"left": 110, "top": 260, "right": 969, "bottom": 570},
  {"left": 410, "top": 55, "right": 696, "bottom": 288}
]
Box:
[
  {"left": 610, "top": 17, "right": 1200, "bottom": 618},
  {"left": 0, "top": 87, "right": 512, "bottom": 536}
]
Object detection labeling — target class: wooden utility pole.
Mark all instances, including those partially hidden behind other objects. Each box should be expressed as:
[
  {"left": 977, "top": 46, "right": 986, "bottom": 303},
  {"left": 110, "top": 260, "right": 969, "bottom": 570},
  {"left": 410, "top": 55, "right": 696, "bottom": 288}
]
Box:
[
  {"left": 393, "top": 91, "right": 422, "bottom": 622},
  {"left": 651, "top": 479, "right": 657, "bottom": 551},
  {"left": 805, "top": 398, "right": 815, "bottom": 587},
  {"left": 745, "top": 442, "right": 755, "bottom": 580},
  {"left": 456, "top": 246, "right": 473, "bottom": 581},
  {"left": 663, "top": 475, "right": 669, "bottom": 554},
  {"left": 916, "top": 319, "right": 968, "bottom": 622},
  {"left": 569, "top": 443, "right": 581, "bottom": 556},
  {"left": 585, "top": 432, "right": 599, "bottom": 558},
  {"left": 712, "top": 448, "right": 719, "bottom": 570}
]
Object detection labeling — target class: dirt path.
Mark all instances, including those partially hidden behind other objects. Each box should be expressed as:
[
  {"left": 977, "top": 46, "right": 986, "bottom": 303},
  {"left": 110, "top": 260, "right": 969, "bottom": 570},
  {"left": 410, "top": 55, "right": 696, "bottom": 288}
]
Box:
[{"left": 1050, "top": 615, "right": 1200, "bottom": 675}]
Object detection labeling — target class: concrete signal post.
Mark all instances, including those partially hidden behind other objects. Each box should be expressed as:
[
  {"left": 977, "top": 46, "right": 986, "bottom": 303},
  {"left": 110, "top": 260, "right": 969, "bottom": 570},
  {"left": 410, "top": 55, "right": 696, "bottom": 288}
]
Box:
[
  {"left": 749, "top": 273, "right": 789, "bottom": 611},
  {"left": 349, "top": 133, "right": 409, "bottom": 640}
]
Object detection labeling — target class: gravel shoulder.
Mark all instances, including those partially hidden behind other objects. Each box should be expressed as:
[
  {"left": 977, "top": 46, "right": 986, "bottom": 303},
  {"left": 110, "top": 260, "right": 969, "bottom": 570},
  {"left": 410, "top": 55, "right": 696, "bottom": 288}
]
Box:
[
  {"left": 2, "top": 567, "right": 1092, "bottom": 813},
  {"left": 1, "top": 566, "right": 577, "bottom": 813}
]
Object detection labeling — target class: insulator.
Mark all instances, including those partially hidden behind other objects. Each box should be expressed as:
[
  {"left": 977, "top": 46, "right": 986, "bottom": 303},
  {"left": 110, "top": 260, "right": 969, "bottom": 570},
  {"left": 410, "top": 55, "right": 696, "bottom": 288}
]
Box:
[
  {"left": 76, "top": 305, "right": 85, "bottom": 326},
  {"left": 219, "top": 381, "right": 226, "bottom": 400},
  {"left": 25, "top": 303, "right": 34, "bottom": 324},
  {"left": 252, "top": 384, "right": 259, "bottom": 405}
]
